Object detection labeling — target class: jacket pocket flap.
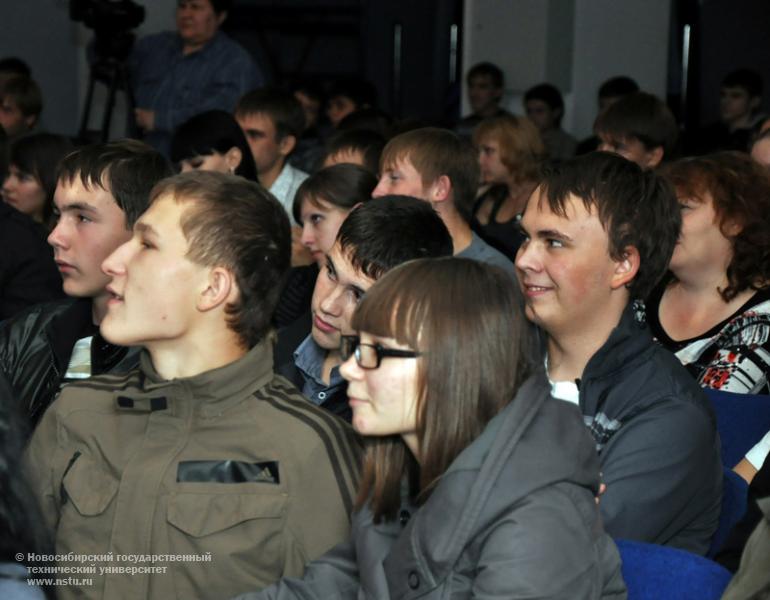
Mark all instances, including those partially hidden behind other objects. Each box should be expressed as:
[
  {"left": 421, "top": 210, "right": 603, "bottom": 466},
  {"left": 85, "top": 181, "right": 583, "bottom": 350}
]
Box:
[
  {"left": 167, "top": 492, "right": 286, "bottom": 537},
  {"left": 62, "top": 455, "right": 119, "bottom": 516}
]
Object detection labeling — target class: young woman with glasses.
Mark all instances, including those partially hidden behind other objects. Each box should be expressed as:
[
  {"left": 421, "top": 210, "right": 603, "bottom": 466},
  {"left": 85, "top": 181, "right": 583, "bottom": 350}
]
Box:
[{"left": 236, "top": 257, "right": 625, "bottom": 599}]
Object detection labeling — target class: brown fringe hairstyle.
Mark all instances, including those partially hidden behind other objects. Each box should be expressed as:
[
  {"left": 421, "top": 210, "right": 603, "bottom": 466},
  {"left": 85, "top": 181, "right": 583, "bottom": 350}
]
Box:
[
  {"left": 350, "top": 257, "right": 533, "bottom": 522},
  {"left": 660, "top": 151, "right": 770, "bottom": 301},
  {"left": 473, "top": 114, "right": 546, "bottom": 185}
]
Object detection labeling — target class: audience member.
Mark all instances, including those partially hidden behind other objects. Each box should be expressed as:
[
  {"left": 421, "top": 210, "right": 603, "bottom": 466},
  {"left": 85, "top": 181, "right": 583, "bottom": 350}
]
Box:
[
  {"left": 691, "top": 68, "right": 766, "bottom": 154},
  {"left": 321, "top": 129, "right": 385, "bottom": 174},
  {"left": 293, "top": 164, "right": 377, "bottom": 267},
  {"left": 326, "top": 77, "right": 377, "bottom": 129},
  {"left": 130, "top": 0, "right": 263, "bottom": 155},
  {"left": 649, "top": 152, "right": 770, "bottom": 394},
  {"left": 516, "top": 152, "right": 721, "bottom": 554},
  {"left": 170, "top": 109, "right": 258, "bottom": 181},
  {"left": 0, "top": 76, "right": 42, "bottom": 141},
  {"left": 750, "top": 127, "right": 770, "bottom": 168},
  {"left": 237, "top": 258, "right": 626, "bottom": 599},
  {"left": 235, "top": 88, "right": 308, "bottom": 216},
  {"left": 0, "top": 140, "right": 172, "bottom": 429},
  {"left": 2, "top": 133, "right": 74, "bottom": 229},
  {"left": 455, "top": 61, "right": 509, "bottom": 139},
  {"left": 0, "top": 375, "right": 49, "bottom": 599},
  {"left": 595, "top": 91, "right": 678, "bottom": 170},
  {"left": 25, "top": 171, "right": 360, "bottom": 600},
  {"left": 576, "top": 75, "right": 640, "bottom": 155},
  {"left": 336, "top": 107, "right": 393, "bottom": 139},
  {"left": 472, "top": 113, "right": 545, "bottom": 260},
  {"left": 0, "top": 198, "right": 64, "bottom": 320},
  {"left": 373, "top": 127, "right": 515, "bottom": 277},
  {"left": 275, "top": 197, "right": 453, "bottom": 422},
  {"left": 524, "top": 82, "right": 576, "bottom": 160},
  {"left": 272, "top": 163, "right": 376, "bottom": 329}
]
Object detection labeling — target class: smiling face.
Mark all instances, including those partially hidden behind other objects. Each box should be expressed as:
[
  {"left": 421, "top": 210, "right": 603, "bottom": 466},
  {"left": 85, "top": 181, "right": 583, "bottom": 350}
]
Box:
[
  {"left": 310, "top": 241, "right": 375, "bottom": 351},
  {"left": 299, "top": 196, "right": 351, "bottom": 266},
  {"left": 515, "top": 189, "right": 628, "bottom": 339},
  {"left": 176, "top": 0, "right": 225, "bottom": 50},
  {"left": 339, "top": 331, "right": 420, "bottom": 446},
  {"left": 2, "top": 164, "right": 47, "bottom": 222},
  {"left": 47, "top": 177, "right": 131, "bottom": 302},
  {"left": 100, "top": 194, "right": 211, "bottom": 348}
]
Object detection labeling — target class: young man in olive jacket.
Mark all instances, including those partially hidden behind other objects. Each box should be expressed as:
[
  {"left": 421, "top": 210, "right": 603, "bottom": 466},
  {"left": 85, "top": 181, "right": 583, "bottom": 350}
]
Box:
[
  {"left": 515, "top": 152, "right": 722, "bottom": 555},
  {"left": 25, "top": 172, "right": 361, "bottom": 600}
]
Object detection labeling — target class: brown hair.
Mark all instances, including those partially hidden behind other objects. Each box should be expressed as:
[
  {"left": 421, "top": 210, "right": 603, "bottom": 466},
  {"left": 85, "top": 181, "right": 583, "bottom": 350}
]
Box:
[
  {"left": 351, "top": 257, "right": 533, "bottom": 522},
  {"left": 150, "top": 171, "right": 291, "bottom": 347},
  {"left": 473, "top": 114, "right": 546, "bottom": 184},
  {"left": 379, "top": 127, "right": 479, "bottom": 221},
  {"left": 660, "top": 152, "right": 770, "bottom": 301}
]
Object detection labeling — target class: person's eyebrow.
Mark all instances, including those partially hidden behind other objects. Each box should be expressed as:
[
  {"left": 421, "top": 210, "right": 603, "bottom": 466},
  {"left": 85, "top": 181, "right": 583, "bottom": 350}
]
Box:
[
  {"left": 56, "top": 202, "right": 99, "bottom": 214},
  {"left": 134, "top": 222, "right": 160, "bottom": 239},
  {"left": 535, "top": 228, "right": 573, "bottom": 242}
]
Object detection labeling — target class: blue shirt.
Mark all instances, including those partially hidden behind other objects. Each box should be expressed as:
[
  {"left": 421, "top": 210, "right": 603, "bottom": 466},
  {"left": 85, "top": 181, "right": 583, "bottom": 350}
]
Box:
[
  {"left": 130, "top": 30, "right": 263, "bottom": 154},
  {"left": 293, "top": 335, "right": 346, "bottom": 407}
]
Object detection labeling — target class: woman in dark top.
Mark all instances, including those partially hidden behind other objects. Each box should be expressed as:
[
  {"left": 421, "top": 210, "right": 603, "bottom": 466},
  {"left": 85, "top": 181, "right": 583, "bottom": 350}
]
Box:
[{"left": 471, "top": 114, "right": 545, "bottom": 260}]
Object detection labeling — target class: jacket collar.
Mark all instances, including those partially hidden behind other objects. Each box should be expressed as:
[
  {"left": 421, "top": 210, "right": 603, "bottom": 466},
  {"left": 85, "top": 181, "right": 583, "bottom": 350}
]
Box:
[{"left": 117, "top": 339, "right": 274, "bottom": 417}]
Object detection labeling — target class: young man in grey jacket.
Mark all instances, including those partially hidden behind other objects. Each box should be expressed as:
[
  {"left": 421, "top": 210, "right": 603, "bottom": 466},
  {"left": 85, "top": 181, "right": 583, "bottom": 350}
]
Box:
[{"left": 515, "top": 152, "right": 722, "bottom": 555}]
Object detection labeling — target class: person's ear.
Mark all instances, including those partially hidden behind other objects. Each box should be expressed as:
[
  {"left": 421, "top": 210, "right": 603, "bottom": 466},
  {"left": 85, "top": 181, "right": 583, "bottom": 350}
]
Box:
[
  {"left": 216, "top": 11, "right": 227, "bottom": 27},
  {"left": 278, "top": 134, "right": 297, "bottom": 158},
  {"left": 24, "top": 114, "right": 36, "bottom": 129},
  {"left": 644, "top": 146, "right": 665, "bottom": 170},
  {"left": 198, "top": 266, "right": 238, "bottom": 312},
  {"left": 611, "top": 246, "right": 640, "bottom": 290},
  {"left": 750, "top": 96, "right": 762, "bottom": 112},
  {"left": 224, "top": 146, "right": 242, "bottom": 173},
  {"left": 428, "top": 175, "right": 451, "bottom": 203}
]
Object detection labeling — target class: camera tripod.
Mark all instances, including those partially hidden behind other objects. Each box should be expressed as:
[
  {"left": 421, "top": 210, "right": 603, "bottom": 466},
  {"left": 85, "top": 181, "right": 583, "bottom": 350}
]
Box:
[{"left": 77, "top": 56, "right": 138, "bottom": 143}]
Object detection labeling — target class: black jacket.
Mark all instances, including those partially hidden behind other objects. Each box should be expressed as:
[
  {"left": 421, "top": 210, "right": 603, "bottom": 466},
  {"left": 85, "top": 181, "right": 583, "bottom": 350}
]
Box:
[
  {"left": 580, "top": 303, "right": 723, "bottom": 555},
  {"left": 0, "top": 298, "right": 139, "bottom": 429},
  {"left": 0, "top": 202, "right": 64, "bottom": 320}
]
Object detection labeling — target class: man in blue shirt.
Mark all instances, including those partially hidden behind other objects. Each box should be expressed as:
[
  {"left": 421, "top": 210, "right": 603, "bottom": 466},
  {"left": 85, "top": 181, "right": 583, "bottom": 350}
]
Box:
[{"left": 130, "top": 0, "right": 263, "bottom": 155}]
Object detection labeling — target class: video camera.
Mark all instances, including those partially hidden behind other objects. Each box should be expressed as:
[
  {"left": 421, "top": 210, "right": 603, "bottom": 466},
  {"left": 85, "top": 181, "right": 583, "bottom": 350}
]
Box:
[{"left": 70, "top": 0, "right": 146, "bottom": 61}]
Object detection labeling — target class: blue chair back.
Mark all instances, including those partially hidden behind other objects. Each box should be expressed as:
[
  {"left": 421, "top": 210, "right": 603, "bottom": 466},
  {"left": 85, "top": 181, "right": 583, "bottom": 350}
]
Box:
[
  {"left": 707, "top": 468, "right": 748, "bottom": 557},
  {"left": 616, "top": 538, "right": 732, "bottom": 600},
  {"left": 705, "top": 388, "right": 770, "bottom": 467}
]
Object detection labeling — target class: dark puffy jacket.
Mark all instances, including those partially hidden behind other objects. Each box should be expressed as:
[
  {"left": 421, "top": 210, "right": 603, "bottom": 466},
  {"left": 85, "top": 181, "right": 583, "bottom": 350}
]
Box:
[
  {"left": 0, "top": 298, "right": 138, "bottom": 428},
  {"left": 235, "top": 373, "right": 627, "bottom": 599}
]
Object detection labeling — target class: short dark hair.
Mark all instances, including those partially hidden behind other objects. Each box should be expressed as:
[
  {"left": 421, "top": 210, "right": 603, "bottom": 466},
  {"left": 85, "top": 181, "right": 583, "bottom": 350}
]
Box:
[
  {"left": 722, "top": 68, "right": 763, "bottom": 98},
  {"left": 57, "top": 139, "right": 173, "bottom": 228},
  {"left": 380, "top": 127, "right": 479, "bottom": 220},
  {"left": 292, "top": 163, "right": 376, "bottom": 225},
  {"left": 327, "top": 77, "right": 377, "bottom": 109},
  {"left": 323, "top": 129, "right": 386, "bottom": 174},
  {"left": 336, "top": 195, "right": 453, "bottom": 281},
  {"left": 337, "top": 107, "right": 393, "bottom": 138},
  {"left": 524, "top": 83, "right": 564, "bottom": 112},
  {"left": 595, "top": 92, "right": 679, "bottom": 158},
  {"left": 9, "top": 133, "right": 74, "bottom": 227},
  {"left": 352, "top": 258, "right": 533, "bottom": 521},
  {"left": 467, "top": 62, "right": 504, "bottom": 89},
  {"left": 0, "top": 57, "right": 31, "bottom": 79},
  {"left": 660, "top": 152, "right": 770, "bottom": 301},
  {"left": 150, "top": 171, "right": 290, "bottom": 348},
  {"left": 170, "top": 110, "right": 257, "bottom": 181},
  {"left": 1, "top": 76, "right": 42, "bottom": 120},
  {"left": 538, "top": 152, "right": 680, "bottom": 300},
  {"left": 235, "top": 88, "right": 305, "bottom": 141},
  {"left": 598, "top": 76, "right": 639, "bottom": 100}
]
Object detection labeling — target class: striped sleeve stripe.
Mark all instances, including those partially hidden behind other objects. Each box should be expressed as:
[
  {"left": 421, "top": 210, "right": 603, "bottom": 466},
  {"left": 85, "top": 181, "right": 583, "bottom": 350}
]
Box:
[
  {"left": 257, "top": 390, "right": 359, "bottom": 516},
  {"left": 60, "top": 372, "right": 144, "bottom": 393},
  {"left": 269, "top": 380, "right": 362, "bottom": 484}
]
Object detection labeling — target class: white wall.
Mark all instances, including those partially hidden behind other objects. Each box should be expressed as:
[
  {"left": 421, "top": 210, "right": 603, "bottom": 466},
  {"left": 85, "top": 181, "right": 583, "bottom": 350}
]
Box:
[{"left": 462, "top": 0, "right": 672, "bottom": 138}]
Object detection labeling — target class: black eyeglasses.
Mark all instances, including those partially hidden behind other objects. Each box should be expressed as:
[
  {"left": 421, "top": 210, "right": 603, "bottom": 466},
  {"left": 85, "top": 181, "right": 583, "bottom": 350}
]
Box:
[{"left": 340, "top": 335, "right": 422, "bottom": 369}]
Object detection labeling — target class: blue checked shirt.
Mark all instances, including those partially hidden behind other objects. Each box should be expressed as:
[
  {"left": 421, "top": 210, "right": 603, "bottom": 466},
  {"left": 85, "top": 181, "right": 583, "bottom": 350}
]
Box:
[{"left": 130, "top": 30, "right": 263, "bottom": 154}]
